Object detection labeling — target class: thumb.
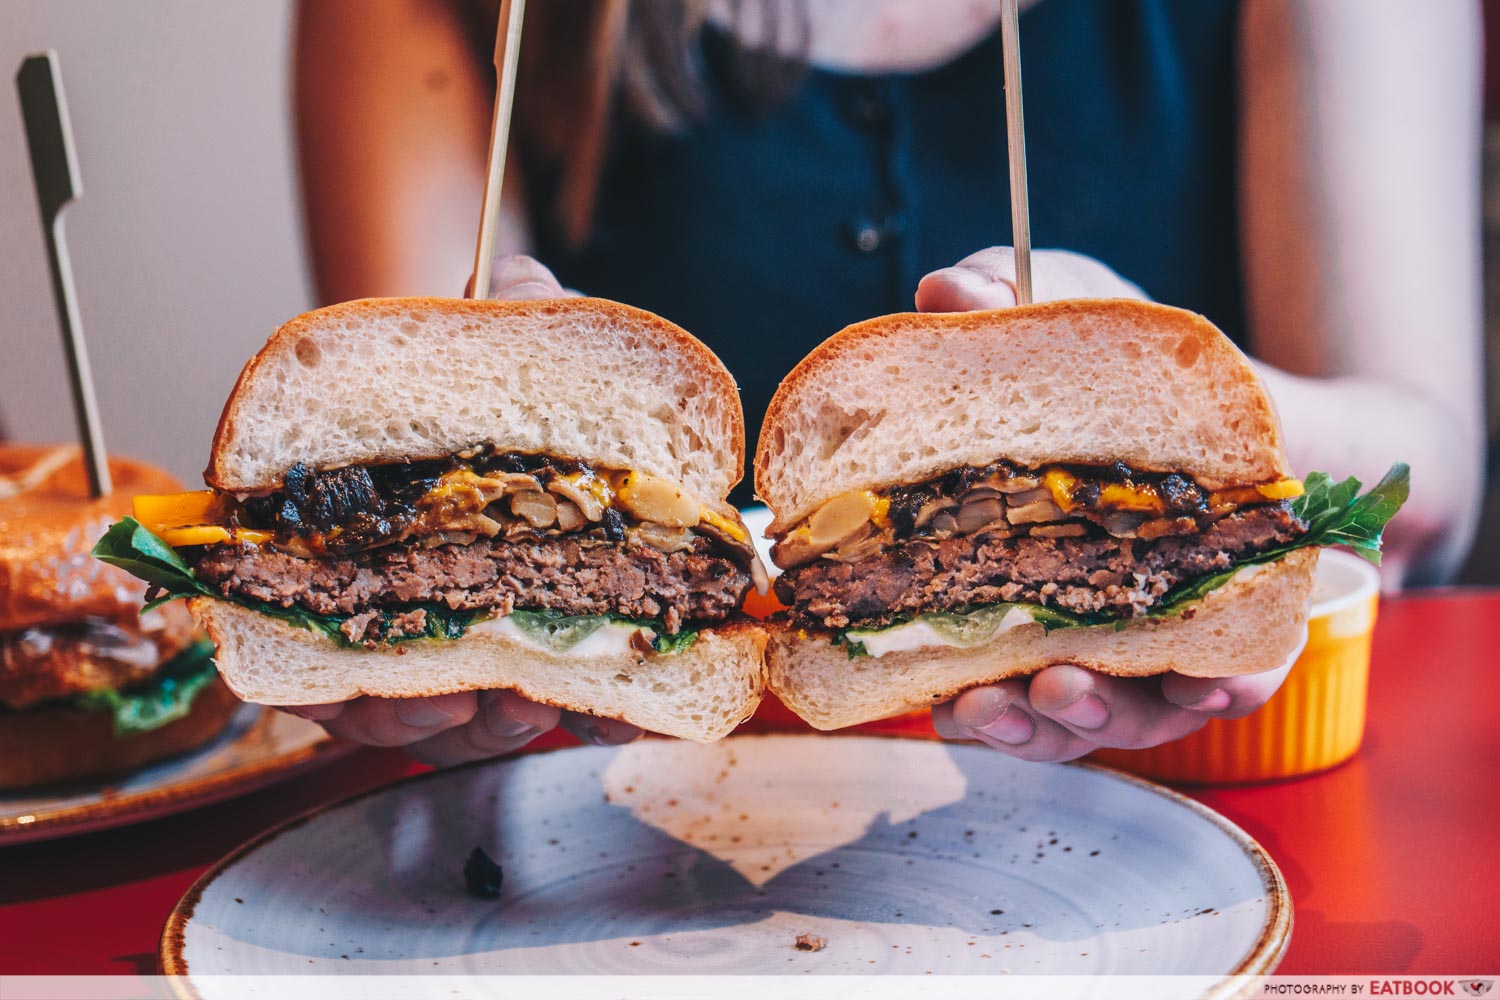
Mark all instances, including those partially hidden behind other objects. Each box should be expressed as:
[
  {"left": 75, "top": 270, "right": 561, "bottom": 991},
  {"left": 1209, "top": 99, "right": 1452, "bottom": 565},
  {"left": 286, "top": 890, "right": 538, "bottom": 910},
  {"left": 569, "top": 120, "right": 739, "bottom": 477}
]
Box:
[
  {"left": 915, "top": 247, "right": 1149, "bottom": 312},
  {"left": 464, "top": 254, "right": 567, "bottom": 301},
  {"left": 915, "top": 248, "right": 1022, "bottom": 312}
]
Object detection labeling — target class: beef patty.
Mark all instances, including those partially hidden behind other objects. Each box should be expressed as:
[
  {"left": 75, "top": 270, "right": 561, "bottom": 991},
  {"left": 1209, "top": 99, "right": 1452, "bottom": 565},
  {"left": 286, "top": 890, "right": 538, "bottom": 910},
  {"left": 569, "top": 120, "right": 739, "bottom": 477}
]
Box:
[
  {"left": 780, "top": 504, "right": 1305, "bottom": 628},
  {"left": 191, "top": 535, "right": 752, "bottom": 635}
]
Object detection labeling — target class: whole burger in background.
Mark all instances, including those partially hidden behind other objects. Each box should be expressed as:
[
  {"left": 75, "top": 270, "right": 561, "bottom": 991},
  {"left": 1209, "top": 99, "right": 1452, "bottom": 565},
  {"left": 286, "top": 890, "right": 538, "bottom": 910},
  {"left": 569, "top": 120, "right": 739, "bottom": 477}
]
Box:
[{"left": 0, "top": 445, "right": 240, "bottom": 789}]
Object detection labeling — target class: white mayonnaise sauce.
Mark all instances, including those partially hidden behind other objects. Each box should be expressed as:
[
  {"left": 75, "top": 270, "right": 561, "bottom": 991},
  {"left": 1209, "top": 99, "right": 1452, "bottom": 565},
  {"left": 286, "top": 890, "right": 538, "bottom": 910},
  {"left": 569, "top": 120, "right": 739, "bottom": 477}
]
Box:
[
  {"left": 851, "top": 605, "right": 1038, "bottom": 658},
  {"left": 467, "top": 615, "right": 645, "bottom": 657}
]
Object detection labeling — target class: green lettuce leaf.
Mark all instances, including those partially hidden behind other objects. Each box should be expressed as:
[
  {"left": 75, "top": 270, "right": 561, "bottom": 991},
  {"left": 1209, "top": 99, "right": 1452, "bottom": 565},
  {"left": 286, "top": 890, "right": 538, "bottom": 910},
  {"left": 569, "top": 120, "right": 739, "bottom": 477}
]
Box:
[
  {"left": 508, "top": 610, "right": 609, "bottom": 653},
  {"left": 94, "top": 517, "right": 488, "bottom": 646},
  {"left": 92, "top": 517, "right": 692, "bottom": 652},
  {"left": 833, "top": 464, "right": 1409, "bottom": 655},
  {"left": 1025, "top": 604, "right": 1102, "bottom": 632},
  {"left": 837, "top": 635, "right": 870, "bottom": 659},
  {"left": 93, "top": 517, "right": 217, "bottom": 609},
  {"left": 642, "top": 625, "right": 700, "bottom": 655},
  {"left": 75, "top": 639, "right": 219, "bottom": 736},
  {"left": 1288, "top": 463, "right": 1410, "bottom": 565},
  {"left": 1143, "top": 462, "right": 1411, "bottom": 620},
  {"left": 343, "top": 604, "right": 494, "bottom": 644}
]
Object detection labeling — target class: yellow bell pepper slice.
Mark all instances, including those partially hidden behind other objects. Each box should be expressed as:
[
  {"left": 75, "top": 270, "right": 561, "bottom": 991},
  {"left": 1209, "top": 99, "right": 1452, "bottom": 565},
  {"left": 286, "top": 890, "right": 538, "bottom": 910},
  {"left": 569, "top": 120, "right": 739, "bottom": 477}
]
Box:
[{"left": 133, "top": 491, "right": 222, "bottom": 530}]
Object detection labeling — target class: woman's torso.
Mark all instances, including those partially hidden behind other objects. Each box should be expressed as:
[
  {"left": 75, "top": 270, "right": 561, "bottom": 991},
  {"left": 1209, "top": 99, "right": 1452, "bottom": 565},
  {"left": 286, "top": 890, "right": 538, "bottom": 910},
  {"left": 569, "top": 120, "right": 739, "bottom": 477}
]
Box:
[{"left": 531, "top": 0, "right": 1243, "bottom": 504}]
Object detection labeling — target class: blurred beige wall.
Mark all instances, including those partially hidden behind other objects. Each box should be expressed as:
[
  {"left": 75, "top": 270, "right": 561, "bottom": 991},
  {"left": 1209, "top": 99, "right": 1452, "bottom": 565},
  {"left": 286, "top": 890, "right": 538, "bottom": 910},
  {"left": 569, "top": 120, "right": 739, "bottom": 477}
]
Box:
[{"left": 1, "top": 0, "right": 311, "bottom": 485}]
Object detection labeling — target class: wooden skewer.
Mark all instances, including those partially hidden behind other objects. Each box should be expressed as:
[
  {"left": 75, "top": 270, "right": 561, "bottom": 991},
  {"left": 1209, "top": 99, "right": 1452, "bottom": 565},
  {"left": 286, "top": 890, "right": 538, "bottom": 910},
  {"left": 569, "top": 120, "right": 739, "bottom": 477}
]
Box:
[
  {"left": 999, "top": 0, "right": 1033, "bottom": 306},
  {"left": 16, "top": 51, "right": 111, "bottom": 497},
  {"left": 469, "top": 0, "right": 527, "bottom": 301}
]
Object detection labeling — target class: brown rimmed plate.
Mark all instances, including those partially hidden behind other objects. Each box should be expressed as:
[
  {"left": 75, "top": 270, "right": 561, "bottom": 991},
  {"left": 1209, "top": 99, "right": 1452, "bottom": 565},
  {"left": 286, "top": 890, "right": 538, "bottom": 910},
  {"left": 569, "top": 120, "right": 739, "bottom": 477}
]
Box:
[
  {"left": 160, "top": 733, "right": 1289, "bottom": 988},
  {"left": 0, "top": 705, "right": 350, "bottom": 845}
]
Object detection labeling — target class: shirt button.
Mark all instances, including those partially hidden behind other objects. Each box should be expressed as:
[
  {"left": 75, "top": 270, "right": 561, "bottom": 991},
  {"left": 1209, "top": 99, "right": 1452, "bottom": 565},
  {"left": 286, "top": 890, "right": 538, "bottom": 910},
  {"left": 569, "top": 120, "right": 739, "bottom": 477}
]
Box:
[
  {"left": 849, "top": 219, "right": 884, "bottom": 253},
  {"left": 845, "top": 92, "right": 891, "bottom": 129},
  {"left": 846, "top": 213, "right": 905, "bottom": 254}
]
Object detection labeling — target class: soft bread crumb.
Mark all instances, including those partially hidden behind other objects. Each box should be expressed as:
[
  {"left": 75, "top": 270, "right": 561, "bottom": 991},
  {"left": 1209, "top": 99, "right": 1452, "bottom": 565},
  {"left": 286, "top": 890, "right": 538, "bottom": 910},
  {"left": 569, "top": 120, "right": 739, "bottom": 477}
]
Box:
[
  {"left": 207, "top": 297, "right": 744, "bottom": 510},
  {"left": 191, "top": 598, "right": 767, "bottom": 743}
]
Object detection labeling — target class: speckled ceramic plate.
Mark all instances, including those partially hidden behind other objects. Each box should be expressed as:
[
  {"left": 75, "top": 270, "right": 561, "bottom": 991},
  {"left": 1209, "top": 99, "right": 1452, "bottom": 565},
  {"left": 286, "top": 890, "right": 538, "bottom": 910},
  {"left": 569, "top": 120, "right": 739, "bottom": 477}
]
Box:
[
  {"left": 162, "top": 734, "right": 1289, "bottom": 981},
  {"left": 0, "top": 705, "right": 349, "bottom": 844}
]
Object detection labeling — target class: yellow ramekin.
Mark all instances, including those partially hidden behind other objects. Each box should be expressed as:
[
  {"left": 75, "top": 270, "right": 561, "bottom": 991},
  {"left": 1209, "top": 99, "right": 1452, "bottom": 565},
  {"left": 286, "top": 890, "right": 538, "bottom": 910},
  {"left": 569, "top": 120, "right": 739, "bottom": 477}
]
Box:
[{"left": 1092, "top": 548, "right": 1381, "bottom": 784}]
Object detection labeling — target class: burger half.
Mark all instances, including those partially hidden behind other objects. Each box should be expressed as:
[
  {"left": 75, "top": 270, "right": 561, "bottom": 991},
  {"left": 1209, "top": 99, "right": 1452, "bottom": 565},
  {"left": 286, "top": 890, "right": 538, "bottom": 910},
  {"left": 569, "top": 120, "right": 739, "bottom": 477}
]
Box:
[
  {"left": 755, "top": 301, "right": 1407, "bottom": 730},
  {"left": 95, "top": 298, "right": 768, "bottom": 742},
  {"left": 1, "top": 446, "right": 238, "bottom": 789}
]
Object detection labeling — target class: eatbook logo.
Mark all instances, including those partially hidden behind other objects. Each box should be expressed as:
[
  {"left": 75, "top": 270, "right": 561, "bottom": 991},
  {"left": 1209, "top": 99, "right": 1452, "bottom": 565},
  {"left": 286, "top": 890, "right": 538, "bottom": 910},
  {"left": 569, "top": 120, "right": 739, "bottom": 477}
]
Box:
[{"left": 1461, "top": 983, "right": 1494, "bottom": 997}]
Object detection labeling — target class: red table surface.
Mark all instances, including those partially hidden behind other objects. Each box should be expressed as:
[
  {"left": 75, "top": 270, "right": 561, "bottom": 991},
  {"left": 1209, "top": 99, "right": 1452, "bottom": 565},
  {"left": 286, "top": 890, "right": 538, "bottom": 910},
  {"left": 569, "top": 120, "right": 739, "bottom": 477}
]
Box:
[{"left": 2, "top": 591, "right": 1497, "bottom": 976}]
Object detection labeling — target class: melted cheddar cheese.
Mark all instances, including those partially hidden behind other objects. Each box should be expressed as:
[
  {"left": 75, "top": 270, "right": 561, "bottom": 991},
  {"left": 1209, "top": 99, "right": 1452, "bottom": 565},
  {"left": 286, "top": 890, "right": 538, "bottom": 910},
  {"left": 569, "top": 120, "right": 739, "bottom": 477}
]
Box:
[
  {"left": 1044, "top": 468, "right": 1164, "bottom": 514},
  {"left": 1044, "top": 468, "right": 1303, "bottom": 515},
  {"left": 1208, "top": 480, "right": 1305, "bottom": 507},
  {"left": 158, "top": 524, "right": 273, "bottom": 547},
  {"left": 561, "top": 470, "right": 614, "bottom": 507},
  {"left": 1042, "top": 468, "right": 1079, "bottom": 510},
  {"left": 699, "top": 506, "right": 749, "bottom": 544}
]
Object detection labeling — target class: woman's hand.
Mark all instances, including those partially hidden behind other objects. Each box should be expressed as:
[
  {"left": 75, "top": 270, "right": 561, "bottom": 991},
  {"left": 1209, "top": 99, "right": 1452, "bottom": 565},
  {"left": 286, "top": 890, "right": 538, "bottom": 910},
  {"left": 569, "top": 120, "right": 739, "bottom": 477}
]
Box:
[
  {"left": 276, "top": 255, "right": 640, "bottom": 766},
  {"left": 917, "top": 246, "right": 1290, "bottom": 762},
  {"left": 283, "top": 691, "right": 642, "bottom": 766},
  {"left": 930, "top": 655, "right": 1297, "bottom": 762},
  {"left": 914, "top": 247, "right": 1148, "bottom": 311},
  {"left": 463, "top": 253, "right": 581, "bottom": 300}
]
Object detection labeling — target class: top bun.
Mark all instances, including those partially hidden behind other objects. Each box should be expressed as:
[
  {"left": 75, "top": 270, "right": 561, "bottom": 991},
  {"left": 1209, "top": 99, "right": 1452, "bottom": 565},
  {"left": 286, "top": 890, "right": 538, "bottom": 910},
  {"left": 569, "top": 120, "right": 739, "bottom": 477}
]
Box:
[
  {"left": 207, "top": 297, "right": 745, "bottom": 506},
  {"left": 755, "top": 300, "right": 1291, "bottom": 533},
  {"left": 0, "top": 445, "right": 183, "bottom": 630}
]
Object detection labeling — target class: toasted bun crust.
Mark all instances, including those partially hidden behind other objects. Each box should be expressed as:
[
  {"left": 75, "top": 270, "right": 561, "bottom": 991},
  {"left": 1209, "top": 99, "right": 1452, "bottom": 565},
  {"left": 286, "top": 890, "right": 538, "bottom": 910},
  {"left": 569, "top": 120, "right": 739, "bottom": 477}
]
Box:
[
  {"left": 0, "top": 672, "right": 240, "bottom": 790},
  {"left": 190, "top": 599, "right": 767, "bottom": 743},
  {"left": 206, "top": 297, "right": 745, "bottom": 511},
  {"left": 0, "top": 446, "right": 184, "bottom": 631},
  {"left": 765, "top": 549, "right": 1316, "bottom": 731},
  {"left": 754, "top": 301, "right": 1291, "bottom": 533}
]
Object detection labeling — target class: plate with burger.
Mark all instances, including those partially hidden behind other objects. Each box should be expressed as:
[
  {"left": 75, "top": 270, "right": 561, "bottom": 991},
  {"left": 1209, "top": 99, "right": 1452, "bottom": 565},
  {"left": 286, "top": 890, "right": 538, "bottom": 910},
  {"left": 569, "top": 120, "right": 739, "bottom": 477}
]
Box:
[{"left": 0, "top": 446, "right": 346, "bottom": 845}]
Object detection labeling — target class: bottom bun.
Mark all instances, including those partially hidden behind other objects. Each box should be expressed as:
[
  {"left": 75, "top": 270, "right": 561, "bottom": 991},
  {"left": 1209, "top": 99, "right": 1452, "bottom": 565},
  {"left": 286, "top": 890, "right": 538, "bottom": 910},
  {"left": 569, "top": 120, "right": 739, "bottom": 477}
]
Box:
[
  {"left": 767, "top": 548, "right": 1317, "bottom": 731},
  {"left": 190, "top": 599, "right": 768, "bottom": 744},
  {"left": 0, "top": 673, "right": 241, "bottom": 790}
]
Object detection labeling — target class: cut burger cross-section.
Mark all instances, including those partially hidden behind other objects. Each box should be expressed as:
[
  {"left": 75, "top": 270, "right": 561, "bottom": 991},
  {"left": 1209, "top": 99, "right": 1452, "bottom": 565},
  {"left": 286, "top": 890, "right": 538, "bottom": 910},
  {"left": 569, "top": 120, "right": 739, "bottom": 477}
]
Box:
[
  {"left": 151, "top": 450, "right": 760, "bottom": 646},
  {"left": 782, "top": 503, "right": 1305, "bottom": 631},
  {"left": 753, "top": 301, "right": 1406, "bottom": 731},
  {"left": 95, "top": 297, "right": 772, "bottom": 743}
]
